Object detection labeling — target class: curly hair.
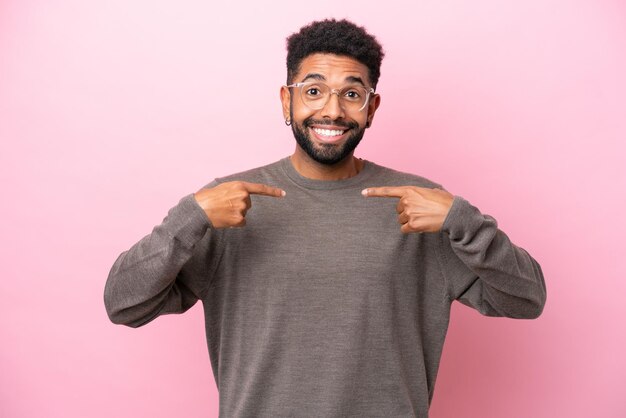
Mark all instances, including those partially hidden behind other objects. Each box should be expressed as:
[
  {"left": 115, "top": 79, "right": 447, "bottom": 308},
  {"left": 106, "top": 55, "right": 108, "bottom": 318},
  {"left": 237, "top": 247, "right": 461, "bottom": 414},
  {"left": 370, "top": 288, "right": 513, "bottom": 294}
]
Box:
[{"left": 286, "top": 19, "right": 385, "bottom": 89}]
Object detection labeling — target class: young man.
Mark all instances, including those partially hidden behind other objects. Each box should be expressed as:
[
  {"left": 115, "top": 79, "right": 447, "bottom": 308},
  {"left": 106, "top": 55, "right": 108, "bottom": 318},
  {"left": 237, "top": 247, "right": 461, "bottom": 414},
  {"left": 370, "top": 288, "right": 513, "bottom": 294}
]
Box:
[{"left": 105, "top": 19, "right": 546, "bottom": 417}]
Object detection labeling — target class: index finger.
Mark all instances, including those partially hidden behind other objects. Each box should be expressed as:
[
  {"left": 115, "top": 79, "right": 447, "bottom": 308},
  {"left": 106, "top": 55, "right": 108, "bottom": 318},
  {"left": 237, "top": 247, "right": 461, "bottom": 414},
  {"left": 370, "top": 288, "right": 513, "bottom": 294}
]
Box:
[
  {"left": 361, "top": 186, "right": 410, "bottom": 198},
  {"left": 241, "top": 181, "right": 286, "bottom": 197}
]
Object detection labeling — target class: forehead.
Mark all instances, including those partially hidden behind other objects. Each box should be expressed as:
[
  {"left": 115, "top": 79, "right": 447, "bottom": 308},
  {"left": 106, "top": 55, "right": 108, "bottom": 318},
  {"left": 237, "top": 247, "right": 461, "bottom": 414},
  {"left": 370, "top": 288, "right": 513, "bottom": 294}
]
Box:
[{"left": 295, "top": 53, "right": 370, "bottom": 85}]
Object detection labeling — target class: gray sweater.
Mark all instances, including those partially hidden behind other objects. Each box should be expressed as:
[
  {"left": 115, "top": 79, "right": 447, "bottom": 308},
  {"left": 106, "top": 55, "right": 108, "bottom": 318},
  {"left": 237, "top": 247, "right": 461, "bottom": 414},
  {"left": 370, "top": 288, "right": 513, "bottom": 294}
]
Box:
[{"left": 104, "top": 157, "right": 546, "bottom": 418}]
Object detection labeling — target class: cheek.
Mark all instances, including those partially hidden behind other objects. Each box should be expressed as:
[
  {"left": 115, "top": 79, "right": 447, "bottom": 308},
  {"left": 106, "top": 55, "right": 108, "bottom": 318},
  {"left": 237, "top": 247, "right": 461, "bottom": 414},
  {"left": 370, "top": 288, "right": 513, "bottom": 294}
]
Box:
[
  {"left": 344, "top": 112, "right": 368, "bottom": 129},
  {"left": 291, "top": 105, "right": 315, "bottom": 123},
  {"left": 291, "top": 101, "right": 368, "bottom": 127},
  {"left": 354, "top": 112, "right": 369, "bottom": 125}
]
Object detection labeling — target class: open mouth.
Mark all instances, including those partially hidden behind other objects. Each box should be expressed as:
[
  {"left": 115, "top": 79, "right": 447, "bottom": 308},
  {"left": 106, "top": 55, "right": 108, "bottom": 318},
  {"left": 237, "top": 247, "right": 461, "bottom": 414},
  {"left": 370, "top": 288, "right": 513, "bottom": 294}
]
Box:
[{"left": 310, "top": 126, "right": 349, "bottom": 144}]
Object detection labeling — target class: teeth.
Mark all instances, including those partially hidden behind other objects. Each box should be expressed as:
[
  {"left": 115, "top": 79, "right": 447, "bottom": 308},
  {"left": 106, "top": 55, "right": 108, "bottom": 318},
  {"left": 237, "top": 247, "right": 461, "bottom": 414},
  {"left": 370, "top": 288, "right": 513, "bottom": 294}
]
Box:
[{"left": 313, "top": 128, "right": 345, "bottom": 137}]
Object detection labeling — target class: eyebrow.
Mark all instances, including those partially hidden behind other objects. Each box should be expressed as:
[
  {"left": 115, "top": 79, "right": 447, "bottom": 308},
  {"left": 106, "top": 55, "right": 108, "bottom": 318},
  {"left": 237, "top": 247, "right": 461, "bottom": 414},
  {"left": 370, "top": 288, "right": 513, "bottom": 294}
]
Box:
[
  {"left": 301, "top": 73, "right": 326, "bottom": 83},
  {"left": 300, "top": 73, "right": 367, "bottom": 87},
  {"left": 345, "top": 76, "right": 366, "bottom": 87}
]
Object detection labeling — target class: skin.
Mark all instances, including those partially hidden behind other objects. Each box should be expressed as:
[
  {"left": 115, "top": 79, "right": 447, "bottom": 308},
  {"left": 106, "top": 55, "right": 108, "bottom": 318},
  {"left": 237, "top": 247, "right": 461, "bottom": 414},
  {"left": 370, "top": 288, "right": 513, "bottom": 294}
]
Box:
[
  {"left": 194, "top": 52, "right": 454, "bottom": 233},
  {"left": 280, "top": 53, "right": 380, "bottom": 180},
  {"left": 361, "top": 186, "right": 454, "bottom": 233},
  {"left": 193, "top": 181, "right": 285, "bottom": 228}
]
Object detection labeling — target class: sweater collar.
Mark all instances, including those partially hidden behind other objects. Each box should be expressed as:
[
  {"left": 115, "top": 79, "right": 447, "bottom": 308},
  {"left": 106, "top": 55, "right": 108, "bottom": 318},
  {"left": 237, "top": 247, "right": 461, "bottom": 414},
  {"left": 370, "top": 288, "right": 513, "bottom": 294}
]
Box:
[{"left": 280, "top": 156, "right": 377, "bottom": 190}]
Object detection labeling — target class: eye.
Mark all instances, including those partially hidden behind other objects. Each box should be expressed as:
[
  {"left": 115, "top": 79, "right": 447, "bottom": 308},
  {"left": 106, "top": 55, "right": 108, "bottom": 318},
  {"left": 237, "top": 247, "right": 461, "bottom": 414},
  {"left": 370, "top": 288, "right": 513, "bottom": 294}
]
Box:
[
  {"left": 305, "top": 88, "right": 321, "bottom": 96},
  {"left": 344, "top": 89, "right": 361, "bottom": 100}
]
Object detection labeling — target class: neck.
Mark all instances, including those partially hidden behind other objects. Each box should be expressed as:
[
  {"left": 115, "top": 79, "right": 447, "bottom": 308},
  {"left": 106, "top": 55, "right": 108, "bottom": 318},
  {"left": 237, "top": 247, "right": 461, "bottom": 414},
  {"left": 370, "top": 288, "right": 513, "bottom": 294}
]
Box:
[{"left": 290, "top": 148, "right": 363, "bottom": 180}]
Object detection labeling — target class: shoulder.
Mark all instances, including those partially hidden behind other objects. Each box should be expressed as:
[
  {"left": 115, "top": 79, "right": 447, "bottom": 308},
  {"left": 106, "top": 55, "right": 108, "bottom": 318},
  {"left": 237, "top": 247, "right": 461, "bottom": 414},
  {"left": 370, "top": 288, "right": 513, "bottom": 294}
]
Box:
[{"left": 364, "top": 160, "right": 444, "bottom": 189}]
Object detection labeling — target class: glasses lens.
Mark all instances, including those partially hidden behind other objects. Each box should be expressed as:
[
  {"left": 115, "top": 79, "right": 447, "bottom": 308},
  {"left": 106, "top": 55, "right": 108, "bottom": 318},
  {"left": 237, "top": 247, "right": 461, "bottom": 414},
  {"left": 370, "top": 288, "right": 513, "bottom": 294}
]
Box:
[
  {"left": 300, "top": 82, "right": 329, "bottom": 109},
  {"left": 340, "top": 85, "right": 368, "bottom": 110}
]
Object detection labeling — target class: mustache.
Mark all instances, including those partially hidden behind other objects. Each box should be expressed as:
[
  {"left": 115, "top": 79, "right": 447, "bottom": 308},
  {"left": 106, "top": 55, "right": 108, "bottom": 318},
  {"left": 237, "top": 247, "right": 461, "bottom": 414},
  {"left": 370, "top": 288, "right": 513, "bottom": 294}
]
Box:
[{"left": 303, "top": 118, "right": 358, "bottom": 130}]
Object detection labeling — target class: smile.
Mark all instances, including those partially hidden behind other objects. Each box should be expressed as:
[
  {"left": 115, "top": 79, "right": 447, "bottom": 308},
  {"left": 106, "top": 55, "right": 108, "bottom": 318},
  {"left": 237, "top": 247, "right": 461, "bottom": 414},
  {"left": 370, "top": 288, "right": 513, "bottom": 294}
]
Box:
[
  {"left": 309, "top": 126, "right": 349, "bottom": 144},
  {"left": 312, "top": 127, "right": 346, "bottom": 137}
]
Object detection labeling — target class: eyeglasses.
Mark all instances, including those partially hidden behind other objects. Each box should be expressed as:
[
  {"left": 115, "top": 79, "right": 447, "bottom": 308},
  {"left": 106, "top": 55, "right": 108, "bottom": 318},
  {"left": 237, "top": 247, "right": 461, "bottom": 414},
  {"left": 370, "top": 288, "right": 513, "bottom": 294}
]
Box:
[{"left": 286, "top": 81, "right": 375, "bottom": 112}]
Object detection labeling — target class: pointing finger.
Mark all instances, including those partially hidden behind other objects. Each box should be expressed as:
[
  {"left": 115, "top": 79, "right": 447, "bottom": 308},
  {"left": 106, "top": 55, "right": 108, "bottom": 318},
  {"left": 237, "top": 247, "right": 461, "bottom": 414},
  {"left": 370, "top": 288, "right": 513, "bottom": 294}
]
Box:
[
  {"left": 241, "top": 182, "right": 286, "bottom": 198},
  {"left": 361, "top": 186, "right": 409, "bottom": 198}
]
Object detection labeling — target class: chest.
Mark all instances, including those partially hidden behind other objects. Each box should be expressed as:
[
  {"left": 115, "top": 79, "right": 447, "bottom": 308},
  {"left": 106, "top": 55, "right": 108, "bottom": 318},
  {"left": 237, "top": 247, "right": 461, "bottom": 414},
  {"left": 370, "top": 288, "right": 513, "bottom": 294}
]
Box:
[{"left": 215, "top": 190, "right": 442, "bottom": 299}]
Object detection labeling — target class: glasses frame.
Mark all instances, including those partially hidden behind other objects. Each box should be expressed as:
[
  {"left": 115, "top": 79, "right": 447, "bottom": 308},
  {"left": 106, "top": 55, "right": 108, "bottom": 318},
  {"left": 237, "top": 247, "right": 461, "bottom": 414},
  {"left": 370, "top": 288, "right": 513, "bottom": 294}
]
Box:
[{"left": 286, "top": 81, "right": 375, "bottom": 112}]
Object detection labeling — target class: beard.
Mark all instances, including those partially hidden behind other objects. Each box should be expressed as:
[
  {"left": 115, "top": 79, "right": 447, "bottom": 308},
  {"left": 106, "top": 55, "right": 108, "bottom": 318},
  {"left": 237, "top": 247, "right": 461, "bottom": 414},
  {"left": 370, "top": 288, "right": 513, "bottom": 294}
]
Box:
[{"left": 290, "top": 112, "right": 366, "bottom": 166}]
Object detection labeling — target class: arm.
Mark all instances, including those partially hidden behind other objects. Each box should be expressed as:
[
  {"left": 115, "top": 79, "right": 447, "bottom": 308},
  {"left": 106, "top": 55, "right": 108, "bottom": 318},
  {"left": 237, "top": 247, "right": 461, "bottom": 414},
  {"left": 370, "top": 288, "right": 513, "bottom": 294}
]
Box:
[
  {"left": 362, "top": 185, "right": 546, "bottom": 319},
  {"left": 437, "top": 196, "right": 547, "bottom": 319},
  {"left": 103, "top": 193, "right": 215, "bottom": 328},
  {"left": 104, "top": 180, "right": 286, "bottom": 328}
]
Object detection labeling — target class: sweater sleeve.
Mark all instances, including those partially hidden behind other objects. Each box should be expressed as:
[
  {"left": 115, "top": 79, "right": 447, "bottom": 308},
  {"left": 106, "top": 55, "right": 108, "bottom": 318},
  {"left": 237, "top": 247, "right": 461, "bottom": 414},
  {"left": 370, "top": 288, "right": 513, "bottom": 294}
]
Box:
[
  {"left": 104, "top": 192, "right": 219, "bottom": 328},
  {"left": 436, "top": 196, "right": 547, "bottom": 319}
]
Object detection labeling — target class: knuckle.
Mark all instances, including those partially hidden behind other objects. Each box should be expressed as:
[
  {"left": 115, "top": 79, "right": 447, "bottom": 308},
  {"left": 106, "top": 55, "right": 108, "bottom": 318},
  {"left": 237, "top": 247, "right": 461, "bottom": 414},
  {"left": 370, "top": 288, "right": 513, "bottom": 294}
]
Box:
[{"left": 409, "top": 219, "right": 421, "bottom": 229}]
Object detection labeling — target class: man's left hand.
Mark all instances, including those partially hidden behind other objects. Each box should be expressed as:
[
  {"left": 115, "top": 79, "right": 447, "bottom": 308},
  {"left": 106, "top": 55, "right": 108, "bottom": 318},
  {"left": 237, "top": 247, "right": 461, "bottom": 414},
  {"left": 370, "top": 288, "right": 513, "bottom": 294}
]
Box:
[{"left": 362, "top": 186, "right": 454, "bottom": 233}]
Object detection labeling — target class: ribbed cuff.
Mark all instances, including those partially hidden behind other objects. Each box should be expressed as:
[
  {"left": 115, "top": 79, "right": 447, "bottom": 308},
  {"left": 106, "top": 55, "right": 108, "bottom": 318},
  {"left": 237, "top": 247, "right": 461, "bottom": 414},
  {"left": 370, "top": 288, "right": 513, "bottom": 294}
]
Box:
[
  {"left": 161, "top": 193, "right": 212, "bottom": 250},
  {"left": 441, "top": 196, "right": 484, "bottom": 242}
]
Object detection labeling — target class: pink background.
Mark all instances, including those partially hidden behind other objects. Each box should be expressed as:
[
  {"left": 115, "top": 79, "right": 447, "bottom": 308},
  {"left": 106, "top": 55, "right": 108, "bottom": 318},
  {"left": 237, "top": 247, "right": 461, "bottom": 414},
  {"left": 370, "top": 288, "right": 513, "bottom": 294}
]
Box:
[{"left": 1, "top": 0, "right": 625, "bottom": 417}]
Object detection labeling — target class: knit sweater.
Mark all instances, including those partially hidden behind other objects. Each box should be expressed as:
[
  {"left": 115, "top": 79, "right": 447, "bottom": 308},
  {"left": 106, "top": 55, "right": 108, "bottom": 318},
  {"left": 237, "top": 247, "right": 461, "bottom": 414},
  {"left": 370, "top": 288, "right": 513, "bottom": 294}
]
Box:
[{"left": 104, "top": 157, "right": 546, "bottom": 417}]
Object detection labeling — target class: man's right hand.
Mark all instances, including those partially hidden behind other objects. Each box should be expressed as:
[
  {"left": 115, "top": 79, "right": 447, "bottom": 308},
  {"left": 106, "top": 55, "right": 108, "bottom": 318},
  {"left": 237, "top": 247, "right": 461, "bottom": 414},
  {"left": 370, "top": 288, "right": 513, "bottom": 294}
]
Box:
[{"left": 193, "top": 181, "right": 286, "bottom": 228}]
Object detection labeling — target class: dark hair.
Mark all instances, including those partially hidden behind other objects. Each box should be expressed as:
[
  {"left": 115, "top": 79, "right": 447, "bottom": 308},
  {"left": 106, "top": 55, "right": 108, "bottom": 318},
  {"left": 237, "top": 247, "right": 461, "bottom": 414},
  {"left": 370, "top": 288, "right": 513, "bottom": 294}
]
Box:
[{"left": 286, "top": 19, "right": 385, "bottom": 89}]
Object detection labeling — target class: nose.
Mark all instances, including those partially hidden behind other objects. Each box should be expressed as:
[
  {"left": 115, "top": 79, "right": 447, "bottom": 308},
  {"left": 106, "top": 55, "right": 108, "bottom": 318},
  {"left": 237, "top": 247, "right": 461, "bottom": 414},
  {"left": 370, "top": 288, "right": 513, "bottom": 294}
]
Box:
[{"left": 320, "top": 90, "right": 346, "bottom": 120}]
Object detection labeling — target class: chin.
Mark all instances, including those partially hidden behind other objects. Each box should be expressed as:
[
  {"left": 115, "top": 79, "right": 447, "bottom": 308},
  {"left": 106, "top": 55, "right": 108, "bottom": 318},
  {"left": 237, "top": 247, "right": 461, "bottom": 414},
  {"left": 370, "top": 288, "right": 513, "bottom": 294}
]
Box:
[{"left": 292, "top": 122, "right": 365, "bottom": 166}]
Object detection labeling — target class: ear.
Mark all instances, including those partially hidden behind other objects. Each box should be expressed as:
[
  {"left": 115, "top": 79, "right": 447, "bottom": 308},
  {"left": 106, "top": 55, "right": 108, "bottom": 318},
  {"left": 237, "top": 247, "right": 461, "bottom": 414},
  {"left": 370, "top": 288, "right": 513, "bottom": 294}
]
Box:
[
  {"left": 366, "top": 93, "right": 381, "bottom": 128},
  {"left": 280, "top": 86, "right": 291, "bottom": 120}
]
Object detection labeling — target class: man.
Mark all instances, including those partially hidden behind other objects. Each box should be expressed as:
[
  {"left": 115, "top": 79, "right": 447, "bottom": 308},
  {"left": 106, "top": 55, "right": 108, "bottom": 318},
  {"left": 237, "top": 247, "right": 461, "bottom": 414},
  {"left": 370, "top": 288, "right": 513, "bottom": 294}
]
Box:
[{"left": 105, "top": 19, "right": 546, "bottom": 417}]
